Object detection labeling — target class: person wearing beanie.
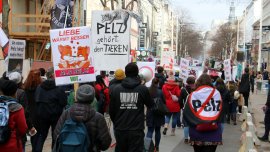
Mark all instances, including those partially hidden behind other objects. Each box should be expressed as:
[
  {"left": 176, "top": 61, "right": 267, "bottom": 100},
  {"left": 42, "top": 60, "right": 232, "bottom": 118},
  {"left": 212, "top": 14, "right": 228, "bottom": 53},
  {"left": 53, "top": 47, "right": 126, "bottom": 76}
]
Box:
[
  {"left": 109, "top": 69, "right": 125, "bottom": 91},
  {"left": 109, "top": 63, "right": 154, "bottom": 152},
  {"left": 54, "top": 85, "right": 112, "bottom": 152},
  {"left": 0, "top": 80, "right": 27, "bottom": 152},
  {"left": 34, "top": 67, "right": 67, "bottom": 151}
]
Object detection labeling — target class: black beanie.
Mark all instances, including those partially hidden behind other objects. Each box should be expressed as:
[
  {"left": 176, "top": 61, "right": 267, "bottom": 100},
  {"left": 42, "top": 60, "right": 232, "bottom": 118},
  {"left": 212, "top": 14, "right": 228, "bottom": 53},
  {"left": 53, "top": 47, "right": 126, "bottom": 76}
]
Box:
[
  {"left": 125, "top": 63, "right": 139, "bottom": 77},
  {"left": 1, "top": 80, "right": 18, "bottom": 96}
]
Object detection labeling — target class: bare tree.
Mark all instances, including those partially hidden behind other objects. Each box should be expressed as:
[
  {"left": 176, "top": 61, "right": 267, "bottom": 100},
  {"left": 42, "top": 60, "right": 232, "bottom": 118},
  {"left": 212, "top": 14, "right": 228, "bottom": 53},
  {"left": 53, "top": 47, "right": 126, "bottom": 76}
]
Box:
[{"left": 209, "top": 22, "right": 238, "bottom": 60}]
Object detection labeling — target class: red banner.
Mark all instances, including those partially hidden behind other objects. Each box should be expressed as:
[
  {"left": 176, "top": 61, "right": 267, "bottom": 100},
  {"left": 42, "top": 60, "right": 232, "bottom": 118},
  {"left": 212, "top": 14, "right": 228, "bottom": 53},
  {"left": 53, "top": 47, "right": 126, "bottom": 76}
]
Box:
[{"left": 55, "top": 67, "right": 94, "bottom": 77}]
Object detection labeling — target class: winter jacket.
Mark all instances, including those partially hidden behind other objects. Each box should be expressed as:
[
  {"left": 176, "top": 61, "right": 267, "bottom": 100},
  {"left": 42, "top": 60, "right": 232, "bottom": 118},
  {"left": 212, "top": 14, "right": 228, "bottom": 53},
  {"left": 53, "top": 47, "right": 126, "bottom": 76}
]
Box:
[
  {"left": 109, "top": 77, "right": 154, "bottom": 131},
  {"left": 162, "top": 81, "right": 181, "bottom": 112},
  {"left": 0, "top": 96, "right": 28, "bottom": 152},
  {"left": 35, "top": 79, "right": 67, "bottom": 121},
  {"left": 95, "top": 83, "right": 110, "bottom": 113},
  {"left": 179, "top": 85, "right": 194, "bottom": 108},
  {"left": 109, "top": 78, "right": 122, "bottom": 91},
  {"left": 146, "top": 89, "right": 165, "bottom": 127},
  {"left": 54, "top": 103, "right": 112, "bottom": 152},
  {"left": 239, "top": 73, "right": 250, "bottom": 93},
  {"left": 216, "top": 86, "right": 231, "bottom": 122}
]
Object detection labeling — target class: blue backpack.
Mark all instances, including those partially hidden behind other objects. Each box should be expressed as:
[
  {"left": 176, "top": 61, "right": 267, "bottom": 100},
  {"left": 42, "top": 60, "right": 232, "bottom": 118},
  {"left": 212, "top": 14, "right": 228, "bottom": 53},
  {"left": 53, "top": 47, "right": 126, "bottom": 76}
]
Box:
[{"left": 54, "top": 119, "right": 90, "bottom": 152}]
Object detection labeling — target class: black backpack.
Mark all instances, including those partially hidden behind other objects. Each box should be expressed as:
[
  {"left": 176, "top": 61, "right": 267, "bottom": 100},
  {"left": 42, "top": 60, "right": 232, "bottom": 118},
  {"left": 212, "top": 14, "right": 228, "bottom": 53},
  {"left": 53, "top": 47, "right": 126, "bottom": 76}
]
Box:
[
  {"left": 152, "top": 98, "right": 169, "bottom": 116},
  {"left": 0, "top": 100, "right": 17, "bottom": 144}
]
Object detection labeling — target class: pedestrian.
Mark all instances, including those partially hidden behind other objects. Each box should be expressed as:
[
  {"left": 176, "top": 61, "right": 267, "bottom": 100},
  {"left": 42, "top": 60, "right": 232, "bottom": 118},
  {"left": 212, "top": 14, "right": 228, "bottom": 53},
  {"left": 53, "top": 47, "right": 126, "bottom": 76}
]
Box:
[
  {"left": 109, "top": 69, "right": 125, "bottom": 90},
  {"left": 162, "top": 71, "right": 181, "bottom": 136},
  {"left": 263, "top": 69, "right": 269, "bottom": 80},
  {"left": 179, "top": 76, "right": 196, "bottom": 143},
  {"left": 227, "top": 81, "right": 238, "bottom": 125},
  {"left": 239, "top": 67, "right": 250, "bottom": 107},
  {"left": 34, "top": 67, "right": 67, "bottom": 151},
  {"left": 0, "top": 79, "right": 28, "bottom": 152},
  {"left": 250, "top": 70, "right": 256, "bottom": 93},
  {"left": 23, "top": 69, "right": 43, "bottom": 151},
  {"left": 257, "top": 71, "right": 263, "bottom": 80},
  {"left": 215, "top": 78, "right": 232, "bottom": 131},
  {"left": 54, "top": 84, "right": 112, "bottom": 151},
  {"left": 95, "top": 75, "right": 109, "bottom": 115},
  {"left": 155, "top": 66, "right": 167, "bottom": 89},
  {"left": 258, "top": 77, "right": 270, "bottom": 141},
  {"left": 101, "top": 71, "right": 110, "bottom": 86},
  {"left": 109, "top": 63, "right": 153, "bottom": 152},
  {"left": 183, "top": 74, "right": 223, "bottom": 152},
  {"left": 146, "top": 78, "right": 165, "bottom": 152},
  {"left": 8, "top": 71, "right": 28, "bottom": 151}
]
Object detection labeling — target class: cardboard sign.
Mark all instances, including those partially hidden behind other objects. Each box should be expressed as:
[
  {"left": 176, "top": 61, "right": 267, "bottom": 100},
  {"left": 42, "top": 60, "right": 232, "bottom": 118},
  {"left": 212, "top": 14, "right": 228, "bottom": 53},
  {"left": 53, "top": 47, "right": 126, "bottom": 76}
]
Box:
[
  {"left": 91, "top": 10, "right": 131, "bottom": 71},
  {"left": 137, "top": 61, "right": 155, "bottom": 87},
  {"left": 179, "top": 58, "right": 189, "bottom": 82},
  {"left": 160, "top": 49, "right": 174, "bottom": 70},
  {"left": 224, "top": 59, "right": 231, "bottom": 82},
  {"left": 50, "top": 26, "right": 95, "bottom": 86},
  {"left": 7, "top": 39, "right": 26, "bottom": 74}
]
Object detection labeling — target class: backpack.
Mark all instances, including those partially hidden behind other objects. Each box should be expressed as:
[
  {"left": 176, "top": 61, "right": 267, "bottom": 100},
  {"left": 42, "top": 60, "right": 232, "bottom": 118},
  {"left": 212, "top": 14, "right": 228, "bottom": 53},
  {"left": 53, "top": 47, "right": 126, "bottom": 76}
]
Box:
[
  {"left": 53, "top": 118, "right": 90, "bottom": 152},
  {"left": 0, "top": 100, "right": 17, "bottom": 144},
  {"left": 152, "top": 98, "right": 169, "bottom": 116},
  {"left": 97, "top": 88, "right": 106, "bottom": 114}
]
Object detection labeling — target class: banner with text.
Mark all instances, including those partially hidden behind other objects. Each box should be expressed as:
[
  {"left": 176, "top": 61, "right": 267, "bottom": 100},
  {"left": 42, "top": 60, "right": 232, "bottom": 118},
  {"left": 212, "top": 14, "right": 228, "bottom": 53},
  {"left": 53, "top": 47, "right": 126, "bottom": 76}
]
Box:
[
  {"left": 50, "top": 26, "right": 95, "bottom": 86},
  {"left": 91, "top": 10, "right": 131, "bottom": 71},
  {"left": 179, "top": 58, "right": 189, "bottom": 82},
  {"left": 7, "top": 39, "right": 25, "bottom": 74},
  {"left": 224, "top": 59, "right": 231, "bottom": 82},
  {"left": 160, "top": 48, "right": 174, "bottom": 70}
]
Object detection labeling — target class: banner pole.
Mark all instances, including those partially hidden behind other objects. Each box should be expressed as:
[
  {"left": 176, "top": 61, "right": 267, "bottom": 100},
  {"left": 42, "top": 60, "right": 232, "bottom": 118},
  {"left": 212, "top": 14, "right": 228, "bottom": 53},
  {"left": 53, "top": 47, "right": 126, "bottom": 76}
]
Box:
[{"left": 64, "top": 6, "right": 69, "bottom": 29}]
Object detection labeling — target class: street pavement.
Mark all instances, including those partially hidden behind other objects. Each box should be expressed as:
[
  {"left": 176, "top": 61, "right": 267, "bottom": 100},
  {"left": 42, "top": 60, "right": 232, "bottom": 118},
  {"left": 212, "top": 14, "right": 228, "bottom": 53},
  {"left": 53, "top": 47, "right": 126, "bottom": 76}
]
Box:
[{"left": 26, "top": 91, "right": 270, "bottom": 152}]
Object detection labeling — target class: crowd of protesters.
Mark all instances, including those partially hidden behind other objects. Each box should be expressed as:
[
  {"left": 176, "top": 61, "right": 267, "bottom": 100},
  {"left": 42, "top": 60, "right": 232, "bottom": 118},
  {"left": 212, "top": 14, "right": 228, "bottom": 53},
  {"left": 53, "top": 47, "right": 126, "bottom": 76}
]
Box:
[{"left": 0, "top": 63, "right": 265, "bottom": 152}]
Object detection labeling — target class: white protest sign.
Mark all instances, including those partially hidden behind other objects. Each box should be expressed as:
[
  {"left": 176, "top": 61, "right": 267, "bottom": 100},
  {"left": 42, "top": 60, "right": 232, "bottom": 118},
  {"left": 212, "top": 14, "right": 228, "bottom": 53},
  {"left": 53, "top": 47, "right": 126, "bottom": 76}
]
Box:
[
  {"left": 137, "top": 61, "right": 155, "bottom": 87},
  {"left": 224, "top": 59, "right": 232, "bottom": 81},
  {"left": 179, "top": 58, "right": 189, "bottom": 82},
  {"left": 188, "top": 66, "right": 203, "bottom": 79},
  {"left": 91, "top": 10, "right": 131, "bottom": 71},
  {"left": 7, "top": 39, "right": 25, "bottom": 74},
  {"left": 0, "top": 28, "right": 8, "bottom": 47},
  {"left": 160, "top": 49, "right": 174, "bottom": 70},
  {"left": 50, "top": 26, "right": 96, "bottom": 86}
]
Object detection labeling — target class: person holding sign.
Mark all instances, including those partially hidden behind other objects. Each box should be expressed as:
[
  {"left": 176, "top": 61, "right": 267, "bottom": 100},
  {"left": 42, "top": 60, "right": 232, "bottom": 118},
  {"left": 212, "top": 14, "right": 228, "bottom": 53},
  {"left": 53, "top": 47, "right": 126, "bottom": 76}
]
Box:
[{"left": 183, "top": 74, "right": 223, "bottom": 152}]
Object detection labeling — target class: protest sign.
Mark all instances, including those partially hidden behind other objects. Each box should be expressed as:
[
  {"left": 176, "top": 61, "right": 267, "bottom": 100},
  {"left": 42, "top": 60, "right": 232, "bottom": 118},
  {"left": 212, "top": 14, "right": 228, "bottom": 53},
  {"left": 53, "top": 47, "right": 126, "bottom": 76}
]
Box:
[
  {"left": 224, "top": 59, "right": 232, "bottom": 81},
  {"left": 50, "top": 26, "right": 95, "bottom": 86},
  {"left": 137, "top": 61, "right": 155, "bottom": 87},
  {"left": 7, "top": 39, "right": 25, "bottom": 74},
  {"left": 0, "top": 28, "right": 8, "bottom": 47},
  {"left": 91, "top": 10, "right": 131, "bottom": 71},
  {"left": 160, "top": 48, "right": 174, "bottom": 70},
  {"left": 179, "top": 58, "right": 189, "bottom": 82}
]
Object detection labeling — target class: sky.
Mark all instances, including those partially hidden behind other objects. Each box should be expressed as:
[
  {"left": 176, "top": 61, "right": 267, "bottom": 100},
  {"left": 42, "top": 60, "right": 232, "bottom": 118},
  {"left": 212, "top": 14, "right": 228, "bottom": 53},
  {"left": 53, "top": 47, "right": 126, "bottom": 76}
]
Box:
[{"left": 171, "top": 0, "right": 251, "bottom": 31}]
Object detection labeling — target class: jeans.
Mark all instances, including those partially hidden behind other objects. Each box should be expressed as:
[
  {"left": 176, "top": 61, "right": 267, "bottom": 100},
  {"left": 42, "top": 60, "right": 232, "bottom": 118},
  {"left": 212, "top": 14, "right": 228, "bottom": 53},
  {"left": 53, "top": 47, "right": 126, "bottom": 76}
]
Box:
[
  {"left": 184, "top": 127, "right": 189, "bottom": 139},
  {"left": 32, "top": 118, "right": 58, "bottom": 152},
  {"left": 177, "top": 112, "right": 181, "bottom": 126},
  {"left": 221, "top": 123, "right": 224, "bottom": 133},
  {"left": 146, "top": 127, "right": 161, "bottom": 148},
  {"left": 115, "top": 130, "right": 144, "bottom": 152},
  {"left": 165, "top": 112, "right": 178, "bottom": 129}
]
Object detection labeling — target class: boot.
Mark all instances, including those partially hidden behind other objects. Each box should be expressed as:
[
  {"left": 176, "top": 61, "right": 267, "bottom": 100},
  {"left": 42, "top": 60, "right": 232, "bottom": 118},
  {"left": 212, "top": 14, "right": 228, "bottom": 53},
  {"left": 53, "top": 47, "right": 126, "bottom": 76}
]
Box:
[
  {"left": 171, "top": 128, "right": 175, "bottom": 136},
  {"left": 163, "top": 128, "right": 168, "bottom": 135}
]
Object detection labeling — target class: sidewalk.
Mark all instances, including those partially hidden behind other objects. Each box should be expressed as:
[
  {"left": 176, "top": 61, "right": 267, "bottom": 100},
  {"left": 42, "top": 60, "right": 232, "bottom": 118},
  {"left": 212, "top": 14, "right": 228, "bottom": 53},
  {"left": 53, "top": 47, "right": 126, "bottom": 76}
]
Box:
[{"left": 250, "top": 91, "right": 270, "bottom": 152}]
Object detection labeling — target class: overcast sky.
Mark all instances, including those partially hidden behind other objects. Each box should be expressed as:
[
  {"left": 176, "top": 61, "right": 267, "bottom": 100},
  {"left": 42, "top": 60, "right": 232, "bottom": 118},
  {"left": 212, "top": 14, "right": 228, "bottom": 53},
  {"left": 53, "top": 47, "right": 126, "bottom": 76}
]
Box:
[{"left": 171, "top": 0, "right": 251, "bottom": 31}]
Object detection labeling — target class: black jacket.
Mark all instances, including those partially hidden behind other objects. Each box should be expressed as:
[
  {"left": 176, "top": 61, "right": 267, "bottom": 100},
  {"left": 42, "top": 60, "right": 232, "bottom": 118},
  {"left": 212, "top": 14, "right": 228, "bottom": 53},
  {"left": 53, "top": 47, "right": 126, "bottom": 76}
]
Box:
[
  {"left": 35, "top": 79, "right": 67, "bottom": 120},
  {"left": 239, "top": 73, "right": 250, "bottom": 93},
  {"left": 146, "top": 89, "right": 165, "bottom": 127},
  {"left": 54, "top": 103, "right": 112, "bottom": 152},
  {"left": 109, "top": 77, "right": 153, "bottom": 131}
]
